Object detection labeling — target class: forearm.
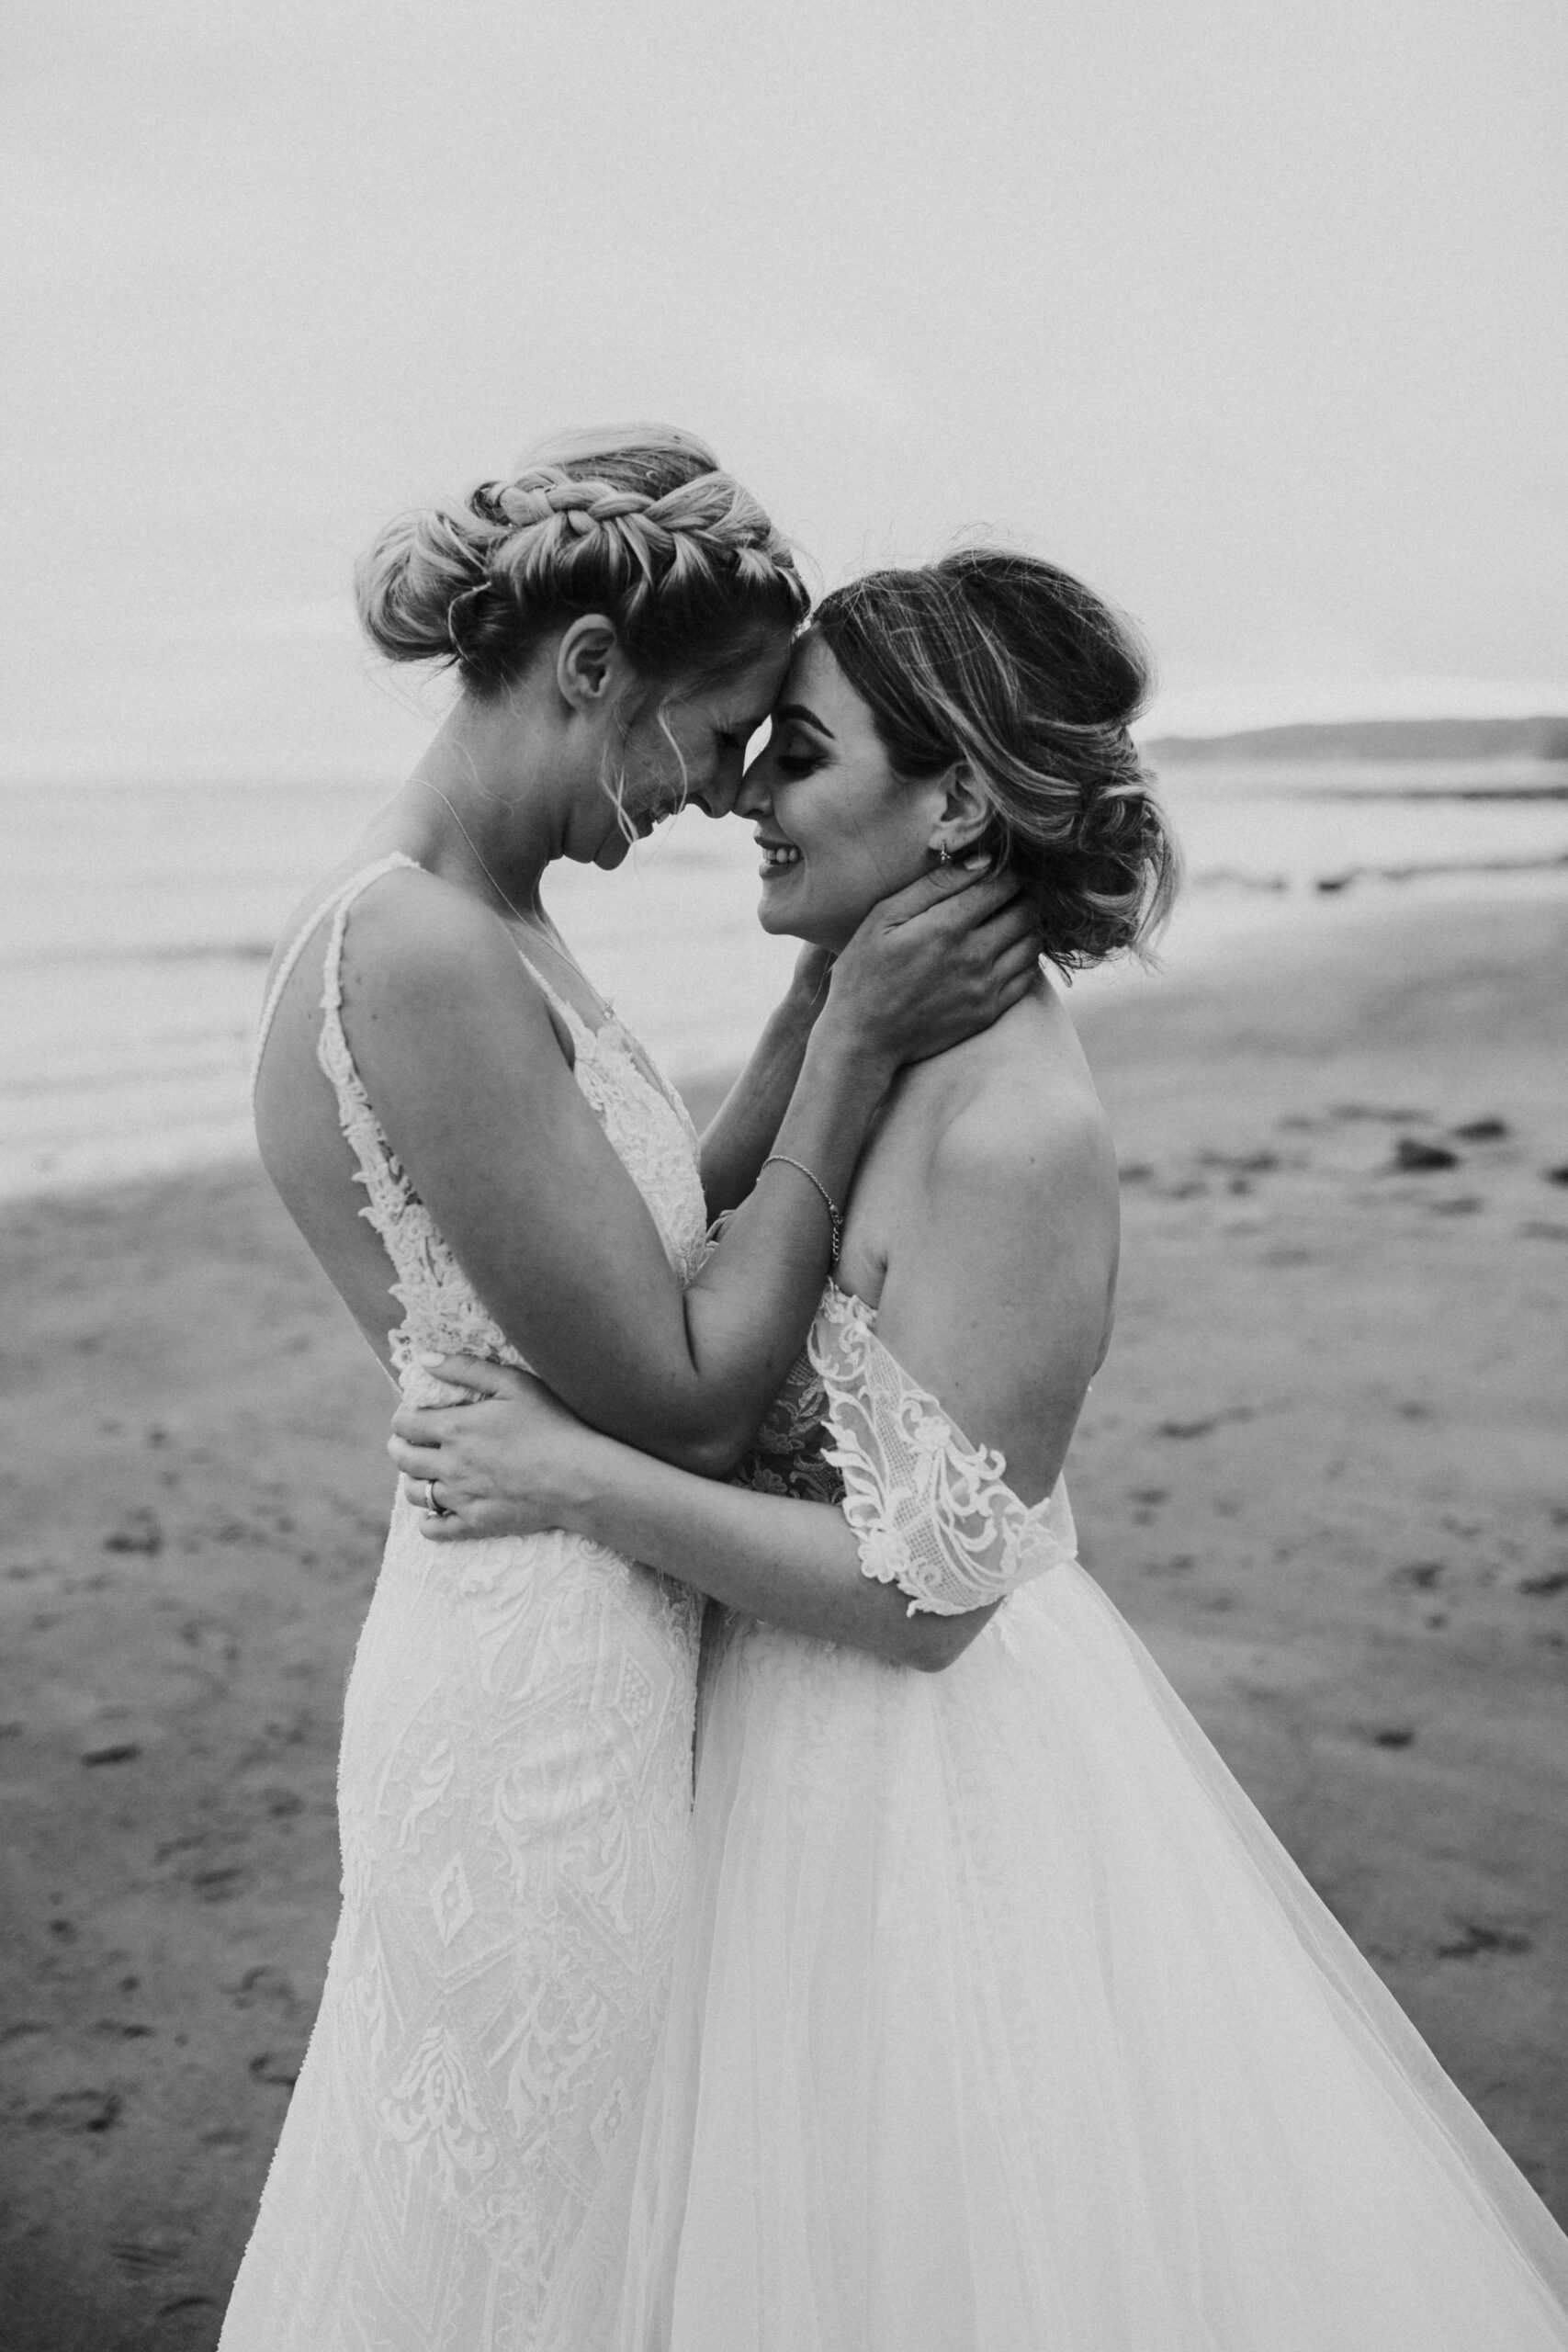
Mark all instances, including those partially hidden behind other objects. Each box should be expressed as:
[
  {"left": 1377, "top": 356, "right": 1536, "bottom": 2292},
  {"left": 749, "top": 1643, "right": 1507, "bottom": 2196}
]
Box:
[
  {"left": 697, "top": 992, "right": 821, "bottom": 1218},
  {"left": 568, "top": 1436, "right": 992, "bottom": 1670},
  {"left": 670, "top": 1018, "right": 892, "bottom": 1467}
]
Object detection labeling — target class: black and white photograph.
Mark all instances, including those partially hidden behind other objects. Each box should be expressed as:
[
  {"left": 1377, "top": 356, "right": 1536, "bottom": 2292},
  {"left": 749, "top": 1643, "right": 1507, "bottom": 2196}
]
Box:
[{"left": 2, "top": 3, "right": 1565, "bottom": 2346}]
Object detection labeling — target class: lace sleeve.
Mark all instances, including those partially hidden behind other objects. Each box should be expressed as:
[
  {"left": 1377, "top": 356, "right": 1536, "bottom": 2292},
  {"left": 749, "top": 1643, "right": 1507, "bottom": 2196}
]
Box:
[{"left": 807, "top": 1283, "right": 1078, "bottom": 1617}]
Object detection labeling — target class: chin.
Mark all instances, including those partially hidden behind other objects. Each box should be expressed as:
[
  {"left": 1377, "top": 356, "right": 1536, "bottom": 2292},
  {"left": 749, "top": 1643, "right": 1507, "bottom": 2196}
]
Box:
[{"left": 756, "top": 891, "right": 857, "bottom": 953}]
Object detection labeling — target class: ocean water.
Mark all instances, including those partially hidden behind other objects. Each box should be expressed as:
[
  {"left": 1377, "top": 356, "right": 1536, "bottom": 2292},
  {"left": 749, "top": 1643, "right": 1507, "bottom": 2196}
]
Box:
[{"left": 3, "top": 763, "right": 1564, "bottom": 1200}]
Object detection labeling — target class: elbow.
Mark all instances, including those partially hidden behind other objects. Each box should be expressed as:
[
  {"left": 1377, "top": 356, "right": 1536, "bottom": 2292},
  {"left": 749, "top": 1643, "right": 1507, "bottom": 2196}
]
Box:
[
  {"left": 605, "top": 1395, "right": 758, "bottom": 1483},
  {"left": 659, "top": 1423, "right": 754, "bottom": 1483},
  {"left": 897, "top": 1612, "right": 979, "bottom": 1674}
]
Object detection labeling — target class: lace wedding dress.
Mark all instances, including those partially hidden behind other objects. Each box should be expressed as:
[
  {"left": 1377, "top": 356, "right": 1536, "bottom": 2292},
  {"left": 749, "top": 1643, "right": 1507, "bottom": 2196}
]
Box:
[
  {"left": 617, "top": 1283, "right": 1568, "bottom": 2350},
  {"left": 221, "top": 856, "right": 709, "bottom": 2352}
]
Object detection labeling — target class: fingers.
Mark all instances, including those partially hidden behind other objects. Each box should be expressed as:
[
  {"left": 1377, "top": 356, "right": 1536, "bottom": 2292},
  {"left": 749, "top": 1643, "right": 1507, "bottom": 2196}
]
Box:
[
  {"left": 967, "top": 894, "right": 1038, "bottom": 951},
  {"left": 934, "top": 879, "right": 1034, "bottom": 942},
  {"left": 397, "top": 1465, "right": 470, "bottom": 1539},
  {"left": 414, "top": 1353, "right": 517, "bottom": 1398},
  {"left": 419, "top": 1513, "right": 464, "bottom": 1543},
  {"left": 389, "top": 1431, "right": 441, "bottom": 1475},
  {"left": 993, "top": 951, "right": 1045, "bottom": 1007},
  {"left": 875, "top": 862, "right": 1008, "bottom": 927},
  {"left": 992, "top": 936, "right": 1045, "bottom": 988},
  {"left": 398, "top": 1462, "right": 451, "bottom": 1512},
  {"left": 391, "top": 1372, "right": 525, "bottom": 1443},
  {"left": 985, "top": 909, "right": 1046, "bottom": 966}
]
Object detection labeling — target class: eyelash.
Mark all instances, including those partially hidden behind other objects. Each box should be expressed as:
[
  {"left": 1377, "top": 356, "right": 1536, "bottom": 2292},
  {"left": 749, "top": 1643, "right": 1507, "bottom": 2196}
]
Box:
[{"left": 775, "top": 752, "right": 822, "bottom": 778}]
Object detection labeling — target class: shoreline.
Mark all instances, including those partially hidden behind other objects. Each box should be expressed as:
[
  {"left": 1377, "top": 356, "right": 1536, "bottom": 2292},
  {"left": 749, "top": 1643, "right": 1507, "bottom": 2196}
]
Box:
[
  {"left": 2, "top": 885, "right": 1566, "bottom": 2347},
  {"left": 7, "top": 861, "right": 1568, "bottom": 1208}
]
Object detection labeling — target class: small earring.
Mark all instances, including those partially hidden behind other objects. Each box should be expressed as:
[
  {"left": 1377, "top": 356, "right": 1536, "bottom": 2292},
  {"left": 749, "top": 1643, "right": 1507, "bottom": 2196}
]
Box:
[{"left": 935, "top": 841, "right": 952, "bottom": 865}]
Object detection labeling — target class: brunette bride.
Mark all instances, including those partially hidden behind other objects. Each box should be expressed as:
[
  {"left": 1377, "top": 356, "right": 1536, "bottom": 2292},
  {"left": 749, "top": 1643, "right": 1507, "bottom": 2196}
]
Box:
[
  {"left": 224, "top": 429, "right": 1039, "bottom": 2352},
  {"left": 394, "top": 549, "right": 1568, "bottom": 2349}
]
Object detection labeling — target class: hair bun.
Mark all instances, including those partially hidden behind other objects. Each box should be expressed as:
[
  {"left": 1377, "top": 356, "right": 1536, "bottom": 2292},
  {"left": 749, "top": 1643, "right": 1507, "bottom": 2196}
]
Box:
[
  {"left": 355, "top": 430, "right": 808, "bottom": 695},
  {"left": 815, "top": 550, "right": 1179, "bottom": 968}
]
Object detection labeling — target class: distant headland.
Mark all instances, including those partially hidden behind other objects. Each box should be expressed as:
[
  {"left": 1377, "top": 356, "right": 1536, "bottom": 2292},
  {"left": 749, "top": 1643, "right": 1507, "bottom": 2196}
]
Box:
[{"left": 1145, "top": 716, "right": 1568, "bottom": 764}]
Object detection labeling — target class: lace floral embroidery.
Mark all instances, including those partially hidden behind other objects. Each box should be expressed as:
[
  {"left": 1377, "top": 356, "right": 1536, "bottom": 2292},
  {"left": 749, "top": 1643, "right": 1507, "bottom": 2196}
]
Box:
[
  {"left": 733, "top": 1341, "right": 845, "bottom": 1509},
  {"left": 807, "top": 1282, "right": 1077, "bottom": 1616},
  {"left": 302, "top": 857, "right": 709, "bottom": 1403},
  {"left": 222, "top": 857, "right": 707, "bottom": 2352}
]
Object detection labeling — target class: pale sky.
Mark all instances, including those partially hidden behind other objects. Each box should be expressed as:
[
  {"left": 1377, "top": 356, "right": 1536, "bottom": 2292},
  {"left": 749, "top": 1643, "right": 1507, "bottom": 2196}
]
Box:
[{"left": 3, "top": 0, "right": 1564, "bottom": 780}]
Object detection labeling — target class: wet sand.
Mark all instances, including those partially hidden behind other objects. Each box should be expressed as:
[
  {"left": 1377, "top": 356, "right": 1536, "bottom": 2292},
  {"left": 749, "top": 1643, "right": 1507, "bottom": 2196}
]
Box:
[{"left": 2, "top": 885, "right": 1565, "bottom": 2348}]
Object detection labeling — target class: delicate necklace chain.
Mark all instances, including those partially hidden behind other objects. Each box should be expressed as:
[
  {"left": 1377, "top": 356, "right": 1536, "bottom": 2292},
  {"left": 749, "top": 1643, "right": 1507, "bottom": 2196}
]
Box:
[{"left": 417, "top": 781, "right": 616, "bottom": 1024}]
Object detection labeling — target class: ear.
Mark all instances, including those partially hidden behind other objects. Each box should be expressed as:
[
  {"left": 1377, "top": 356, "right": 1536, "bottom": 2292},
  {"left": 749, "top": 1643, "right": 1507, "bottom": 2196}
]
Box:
[
  {"left": 928, "top": 763, "right": 990, "bottom": 860},
  {"left": 555, "top": 614, "right": 629, "bottom": 714}
]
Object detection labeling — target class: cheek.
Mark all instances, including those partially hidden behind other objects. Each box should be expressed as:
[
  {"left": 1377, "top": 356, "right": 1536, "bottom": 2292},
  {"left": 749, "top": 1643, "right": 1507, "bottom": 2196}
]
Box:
[{"left": 808, "top": 807, "right": 922, "bottom": 899}]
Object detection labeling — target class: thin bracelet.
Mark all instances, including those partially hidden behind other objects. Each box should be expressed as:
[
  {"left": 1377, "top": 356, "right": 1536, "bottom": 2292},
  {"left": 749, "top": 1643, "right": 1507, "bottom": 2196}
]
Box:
[{"left": 761, "top": 1153, "right": 844, "bottom": 1265}]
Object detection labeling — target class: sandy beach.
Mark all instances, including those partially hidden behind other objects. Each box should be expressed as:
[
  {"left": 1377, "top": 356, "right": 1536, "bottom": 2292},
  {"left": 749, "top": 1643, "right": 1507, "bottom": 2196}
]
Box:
[{"left": 2, "top": 884, "right": 1565, "bottom": 2350}]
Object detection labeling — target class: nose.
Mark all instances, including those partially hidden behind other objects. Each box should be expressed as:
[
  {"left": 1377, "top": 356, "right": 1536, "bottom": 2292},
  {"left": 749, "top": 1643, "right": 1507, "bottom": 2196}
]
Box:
[
  {"left": 732, "top": 757, "right": 772, "bottom": 823},
  {"left": 687, "top": 741, "right": 752, "bottom": 822},
  {"left": 694, "top": 768, "right": 740, "bottom": 820}
]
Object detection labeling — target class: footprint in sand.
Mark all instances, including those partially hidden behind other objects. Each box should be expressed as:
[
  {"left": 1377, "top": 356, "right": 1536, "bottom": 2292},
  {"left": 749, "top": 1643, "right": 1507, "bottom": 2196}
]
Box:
[
  {"left": 1389, "top": 1136, "right": 1461, "bottom": 1172},
  {"left": 1156, "top": 1407, "right": 1257, "bottom": 1440},
  {"left": 1436, "top": 1921, "right": 1533, "bottom": 1962},
  {"left": 1328, "top": 1104, "right": 1432, "bottom": 1124},
  {"left": 27, "top": 2087, "right": 122, "bottom": 2133},
  {"left": 249, "top": 2046, "right": 307, "bottom": 2088},
  {"left": 103, "top": 1506, "right": 164, "bottom": 1555}
]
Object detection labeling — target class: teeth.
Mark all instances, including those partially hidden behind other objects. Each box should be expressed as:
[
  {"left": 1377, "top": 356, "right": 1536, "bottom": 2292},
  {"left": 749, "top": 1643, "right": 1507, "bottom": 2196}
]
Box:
[{"left": 760, "top": 843, "right": 802, "bottom": 872}]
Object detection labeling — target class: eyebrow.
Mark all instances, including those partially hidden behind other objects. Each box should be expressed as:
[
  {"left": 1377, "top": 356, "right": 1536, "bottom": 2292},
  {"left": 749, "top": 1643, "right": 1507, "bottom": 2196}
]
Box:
[{"left": 772, "top": 700, "right": 836, "bottom": 739}]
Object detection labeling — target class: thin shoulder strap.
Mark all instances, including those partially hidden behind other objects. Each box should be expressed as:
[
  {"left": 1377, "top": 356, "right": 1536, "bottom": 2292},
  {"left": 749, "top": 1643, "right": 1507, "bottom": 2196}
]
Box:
[
  {"left": 513, "top": 950, "right": 583, "bottom": 1034},
  {"left": 250, "top": 853, "right": 420, "bottom": 1098}
]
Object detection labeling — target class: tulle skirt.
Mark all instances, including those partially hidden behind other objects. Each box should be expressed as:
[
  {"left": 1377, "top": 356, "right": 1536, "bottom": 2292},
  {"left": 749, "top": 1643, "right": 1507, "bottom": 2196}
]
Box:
[{"left": 616, "top": 1562, "right": 1568, "bottom": 2349}]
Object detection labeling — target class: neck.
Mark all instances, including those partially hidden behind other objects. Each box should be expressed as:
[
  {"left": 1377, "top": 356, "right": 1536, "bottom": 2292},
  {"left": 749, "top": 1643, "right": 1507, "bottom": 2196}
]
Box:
[{"left": 397, "top": 690, "right": 576, "bottom": 919}]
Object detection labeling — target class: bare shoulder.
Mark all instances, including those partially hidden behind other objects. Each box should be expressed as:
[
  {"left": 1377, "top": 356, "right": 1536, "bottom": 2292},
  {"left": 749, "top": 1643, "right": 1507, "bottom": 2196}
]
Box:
[
  {"left": 335, "top": 863, "right": 533, "bottom": 1012},
  {"left": 926, "top": 999, "right": 1117, "bottom": 1216},
  {"left": 867, "top": 990, "right": 1120, "bottom": 1503},
  {"left": 255, "top": 858, "right": 566, "bottom": 1142},
  {"left": 261, "top": 857, "right": 525, "bottom": 1023}
]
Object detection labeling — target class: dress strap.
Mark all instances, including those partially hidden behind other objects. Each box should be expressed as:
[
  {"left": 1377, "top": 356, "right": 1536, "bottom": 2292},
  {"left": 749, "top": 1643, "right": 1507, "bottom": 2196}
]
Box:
[
  {"left": 512, "top": 949, "right": 698, "bottom": 1148},
  {"left": 250, "top": 853, "right": 420, "bottom": 1100},
  {"left": 513, "top": 951, "right": 591, "bottom": 1042}
]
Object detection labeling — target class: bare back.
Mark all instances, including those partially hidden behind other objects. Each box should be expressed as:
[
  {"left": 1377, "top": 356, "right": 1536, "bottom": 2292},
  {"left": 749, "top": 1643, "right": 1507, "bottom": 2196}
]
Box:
[
  {"left": 251, "top": 852, "right": 713, "bottom": 1420},
  {"left": 253, "top": 865, "right": 412, "bottom": 1374}
]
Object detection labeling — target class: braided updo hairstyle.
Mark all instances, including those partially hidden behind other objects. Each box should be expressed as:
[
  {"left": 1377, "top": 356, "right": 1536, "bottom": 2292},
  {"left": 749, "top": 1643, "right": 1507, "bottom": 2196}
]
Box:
[
  {"left": 356, "top": 424, "right": 809, "bottom": 700},
  {"left": 813, "top": 550, "right": 1179, "bottom": 967}
]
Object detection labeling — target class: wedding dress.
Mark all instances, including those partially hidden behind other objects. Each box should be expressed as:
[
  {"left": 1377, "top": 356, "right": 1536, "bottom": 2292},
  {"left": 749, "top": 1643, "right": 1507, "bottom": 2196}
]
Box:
[
  {"left": 617, "top": 1281, "right": 1568, "bottom": 2350},
  {"left": 222, "top": 856, "right": 709, "bottom": 2352}
]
